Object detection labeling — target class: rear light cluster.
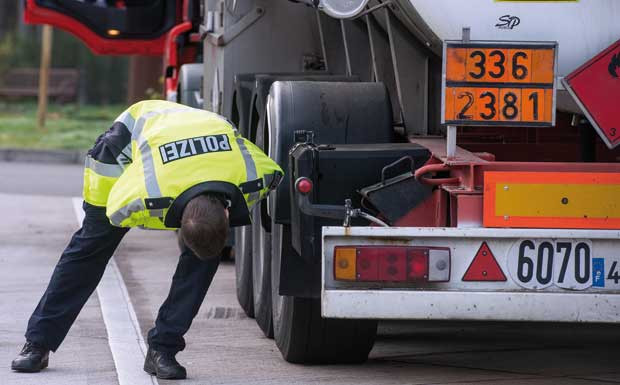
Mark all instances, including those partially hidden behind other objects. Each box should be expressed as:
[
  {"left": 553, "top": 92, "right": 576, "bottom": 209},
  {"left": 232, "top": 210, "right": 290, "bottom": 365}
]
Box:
[{"left": 334, "top": 246, "right": 450, "bottom": 283}]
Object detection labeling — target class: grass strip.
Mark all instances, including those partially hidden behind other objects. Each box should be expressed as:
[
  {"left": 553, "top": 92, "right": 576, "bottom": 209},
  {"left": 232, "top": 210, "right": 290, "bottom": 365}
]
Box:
[{"left": 0, "top": 102, "right": 124, "bottom": 150}]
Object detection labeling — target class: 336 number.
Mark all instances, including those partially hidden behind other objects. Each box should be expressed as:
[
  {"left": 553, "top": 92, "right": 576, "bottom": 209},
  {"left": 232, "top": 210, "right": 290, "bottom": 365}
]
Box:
[{"left": 468, "top": 50, "right": 529, "bottom": 81}]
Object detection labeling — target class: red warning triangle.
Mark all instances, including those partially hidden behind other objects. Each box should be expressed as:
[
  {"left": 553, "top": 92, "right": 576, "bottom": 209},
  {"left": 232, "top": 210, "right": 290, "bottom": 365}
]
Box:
[{"left": 462, "top": 242, "right": 506, "bottom": 281}]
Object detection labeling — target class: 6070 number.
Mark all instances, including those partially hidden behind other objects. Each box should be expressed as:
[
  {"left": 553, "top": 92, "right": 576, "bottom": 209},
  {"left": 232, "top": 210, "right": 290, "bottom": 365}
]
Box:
[{"left": 507, "top": 239, "right": 593, "bottom": 290}]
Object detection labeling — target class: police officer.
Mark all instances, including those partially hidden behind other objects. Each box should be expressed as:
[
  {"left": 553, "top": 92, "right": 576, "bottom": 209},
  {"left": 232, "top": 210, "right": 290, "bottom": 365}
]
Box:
[{"left": 11, "top": 100, "right": 283, "bottom": 380}]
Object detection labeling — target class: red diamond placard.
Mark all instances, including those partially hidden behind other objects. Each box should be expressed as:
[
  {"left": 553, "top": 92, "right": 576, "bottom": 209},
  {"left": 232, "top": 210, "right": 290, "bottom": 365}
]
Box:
[{"left": 563, "top": 39, "right": 620, "bottom": 149}]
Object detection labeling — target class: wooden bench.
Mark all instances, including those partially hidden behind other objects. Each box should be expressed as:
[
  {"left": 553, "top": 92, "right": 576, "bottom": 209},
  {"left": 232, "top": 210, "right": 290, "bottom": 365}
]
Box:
[{"left": 0, "top": 68, "right": 79, "bottom": 103}]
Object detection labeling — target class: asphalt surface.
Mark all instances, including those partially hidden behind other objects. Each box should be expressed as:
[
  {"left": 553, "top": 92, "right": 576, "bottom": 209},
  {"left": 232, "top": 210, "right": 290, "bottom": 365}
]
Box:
[{"left": 1, "top": 161, "right": 620, "bottom": 385}]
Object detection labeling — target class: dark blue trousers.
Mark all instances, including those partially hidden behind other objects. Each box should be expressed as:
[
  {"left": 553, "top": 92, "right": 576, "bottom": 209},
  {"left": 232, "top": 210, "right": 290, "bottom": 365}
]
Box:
[{"left": 26, "top": 201, "right": 220, "bottom": 354}]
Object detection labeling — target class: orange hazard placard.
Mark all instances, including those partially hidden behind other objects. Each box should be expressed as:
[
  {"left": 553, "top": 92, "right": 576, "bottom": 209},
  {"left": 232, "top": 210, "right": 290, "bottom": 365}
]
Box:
[{"left": 442, "top": 41, "right": 557, "bottom": 127}]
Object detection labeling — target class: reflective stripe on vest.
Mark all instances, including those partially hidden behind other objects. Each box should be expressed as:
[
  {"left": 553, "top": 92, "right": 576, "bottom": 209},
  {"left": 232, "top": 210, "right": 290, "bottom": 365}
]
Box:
[
  {"left": 84, "top": 156, "right": 124, "bottom": 178},
  {"left": 115, "top": 110, "right": 136, "bottom": 133},
  {"left": 108, "top": 200, "right": 167, "bottom": 227},
  {"left": 109, "top": 198, "right": 145, "bottom": 226},
  {"left": 116, "top": 142, "right": 132, "bottom": 166},
  {"left": 83, "top": 155, "right": 125, "bottom": 207},
  {"left": 134, "top": 108, "right": 190, "bottom": 199},
  {"left": 236, "top": 137, "right": 260, "bottom": 203},
  {"left": 263, "top": 172, "right": 282, "bottom": 190}
]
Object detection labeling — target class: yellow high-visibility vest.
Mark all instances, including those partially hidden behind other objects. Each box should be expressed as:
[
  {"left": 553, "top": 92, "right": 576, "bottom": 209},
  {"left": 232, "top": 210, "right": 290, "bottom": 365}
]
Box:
[{"left": 83, "top": 100, "right": 283, "bottom": 229}]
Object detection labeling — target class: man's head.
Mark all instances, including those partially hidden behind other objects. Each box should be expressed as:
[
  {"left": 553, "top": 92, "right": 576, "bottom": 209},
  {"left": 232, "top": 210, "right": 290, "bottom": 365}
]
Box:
[{"left": 179, "top": 194, "right": 229, "bottom": 260}]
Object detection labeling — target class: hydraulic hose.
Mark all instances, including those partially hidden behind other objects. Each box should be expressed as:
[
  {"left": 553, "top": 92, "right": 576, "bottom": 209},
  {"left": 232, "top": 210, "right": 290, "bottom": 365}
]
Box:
[{"left": 355, "top": 210, "right": 389, "bottom": 227}]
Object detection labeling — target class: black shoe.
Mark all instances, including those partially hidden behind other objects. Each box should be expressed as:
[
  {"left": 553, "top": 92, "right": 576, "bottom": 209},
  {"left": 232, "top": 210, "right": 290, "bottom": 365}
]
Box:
[
  {"left": 11, "top": 341, "right": 49, "bottom": 373},
  {"left": 143, "top": 347, "right": 187, "bottom": 380}
]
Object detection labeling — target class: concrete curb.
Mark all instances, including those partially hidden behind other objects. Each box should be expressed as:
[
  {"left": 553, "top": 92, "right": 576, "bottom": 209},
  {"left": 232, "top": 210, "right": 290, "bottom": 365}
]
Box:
[{"left": 0, "top": 148, "right": 87, "bottom": 164}]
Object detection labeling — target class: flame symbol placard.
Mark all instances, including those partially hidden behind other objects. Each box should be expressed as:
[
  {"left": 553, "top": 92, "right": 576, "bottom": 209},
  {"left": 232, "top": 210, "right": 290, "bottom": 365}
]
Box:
[{"left": 609, "top": 52, "right": 620, "bottom": 78}]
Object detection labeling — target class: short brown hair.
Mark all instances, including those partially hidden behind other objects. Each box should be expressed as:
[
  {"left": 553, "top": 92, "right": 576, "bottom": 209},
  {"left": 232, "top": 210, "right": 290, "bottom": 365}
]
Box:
[{"left": 180, "top": 194, "right": 229, "bottom": 260}]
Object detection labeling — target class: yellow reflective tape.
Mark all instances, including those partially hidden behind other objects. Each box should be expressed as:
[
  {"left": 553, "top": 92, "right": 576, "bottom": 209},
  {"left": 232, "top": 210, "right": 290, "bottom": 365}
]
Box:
[{"left": 495, "top": 183, "right": 620, "bottom": 218}]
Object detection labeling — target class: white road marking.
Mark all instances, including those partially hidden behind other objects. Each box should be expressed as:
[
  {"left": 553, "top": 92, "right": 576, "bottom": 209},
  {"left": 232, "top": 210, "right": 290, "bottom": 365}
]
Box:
[{"left": 72, "top": 198, "right": 158, "bottom": 385}]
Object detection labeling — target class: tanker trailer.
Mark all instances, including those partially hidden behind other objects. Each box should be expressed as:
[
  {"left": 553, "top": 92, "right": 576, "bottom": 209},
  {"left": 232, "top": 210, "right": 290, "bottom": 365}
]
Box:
[{"left": 276, "top": 0, "right": 620, "bottom": 364}]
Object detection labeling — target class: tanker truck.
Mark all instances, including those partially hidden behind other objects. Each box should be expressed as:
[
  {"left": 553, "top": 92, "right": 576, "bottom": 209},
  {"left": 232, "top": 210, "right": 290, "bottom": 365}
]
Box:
[{"left": 25, "top": 0, "right": 620, "bottom": 364}]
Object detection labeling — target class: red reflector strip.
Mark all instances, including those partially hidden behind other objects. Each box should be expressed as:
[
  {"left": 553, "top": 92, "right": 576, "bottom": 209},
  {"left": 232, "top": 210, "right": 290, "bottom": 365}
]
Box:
[{"left": 338, "top": 246, "right": 449, "bottom": 283}]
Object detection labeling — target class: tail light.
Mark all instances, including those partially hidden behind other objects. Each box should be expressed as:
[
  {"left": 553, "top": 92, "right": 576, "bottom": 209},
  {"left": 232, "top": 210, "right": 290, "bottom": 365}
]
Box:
[
  {"left": 295, "top": 177, "right": 313, "bottom": 194},
  {"left": 334, "top": 246, "right": 450, "bottom": 283},
  {"left": 407, "top": 249, "right": 429, "bottom": 281}
]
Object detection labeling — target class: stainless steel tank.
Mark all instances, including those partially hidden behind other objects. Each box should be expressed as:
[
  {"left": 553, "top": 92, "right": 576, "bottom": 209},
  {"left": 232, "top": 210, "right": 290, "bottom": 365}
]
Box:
[{"left": 399, "top": 0, "right": 620, "bottom": 113}]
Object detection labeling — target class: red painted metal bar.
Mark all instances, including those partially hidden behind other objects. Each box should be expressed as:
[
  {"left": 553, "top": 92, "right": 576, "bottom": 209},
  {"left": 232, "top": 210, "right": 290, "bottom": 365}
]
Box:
[
  {"left": 411, "top": 137, "right": 620, "bottom": 228},
  {"left": 164, "top": 21, "right": 194, "bottom": 97}
]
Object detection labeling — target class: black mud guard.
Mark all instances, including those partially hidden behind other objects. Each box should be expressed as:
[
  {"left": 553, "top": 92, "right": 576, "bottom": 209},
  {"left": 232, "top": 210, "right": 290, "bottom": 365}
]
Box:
[{"left": 232, "top": 73, "right": 358, "bottom": 140}]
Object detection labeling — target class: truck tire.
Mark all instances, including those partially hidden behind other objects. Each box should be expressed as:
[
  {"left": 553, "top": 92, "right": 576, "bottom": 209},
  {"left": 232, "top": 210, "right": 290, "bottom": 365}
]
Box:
[
  {"left": 271, "top": 224, "right": 377, "bottom": 364},
  {"left": 251, "top": 108, "right": 274, "bottom": 338},
  {"left": 235, "top": 226, "right": 254, "bottom": 318},
  {"left": 252, "top": 204, "right": 274, "bottom": 338}
]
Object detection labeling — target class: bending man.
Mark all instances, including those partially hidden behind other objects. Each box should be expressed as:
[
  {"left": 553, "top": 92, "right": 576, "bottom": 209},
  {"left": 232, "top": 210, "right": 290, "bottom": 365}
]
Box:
[{"left": 11, "top": 100, "right": 282, "bottom": 380}]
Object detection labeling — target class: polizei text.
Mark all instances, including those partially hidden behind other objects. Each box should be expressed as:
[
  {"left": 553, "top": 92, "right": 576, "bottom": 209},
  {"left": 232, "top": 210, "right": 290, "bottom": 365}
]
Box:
[{"left": 159, "top": 134, "right": 232, "bottom": 164}]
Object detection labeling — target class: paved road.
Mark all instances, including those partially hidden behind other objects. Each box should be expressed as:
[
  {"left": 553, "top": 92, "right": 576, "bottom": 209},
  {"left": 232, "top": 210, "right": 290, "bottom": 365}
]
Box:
[
  {"left": 1, "top": 161, "right": 620, "bottom": 385},
  {"left": 0, "top": 161, "right": 83, "bottom": 197}
]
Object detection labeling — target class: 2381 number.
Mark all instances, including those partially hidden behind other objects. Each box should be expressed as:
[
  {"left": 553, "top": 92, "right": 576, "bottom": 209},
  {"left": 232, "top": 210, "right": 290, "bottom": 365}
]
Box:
[{"left": 456, "top": 89, "right": 540, "bottom": 121}]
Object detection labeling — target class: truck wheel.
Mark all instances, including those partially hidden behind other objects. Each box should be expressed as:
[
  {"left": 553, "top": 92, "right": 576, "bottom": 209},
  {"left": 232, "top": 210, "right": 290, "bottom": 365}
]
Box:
[
  {"left": 251, "top": 101, "right": 274, "bottom": 338},
  {"left": 252, "top": 203, "right": 274, "bottom": 338},
  {"left": 234, "top": 226, "right": 254, "bottom": 318},
  {"left": 271, "top": 224, "right": 377, "bottom": 364}
]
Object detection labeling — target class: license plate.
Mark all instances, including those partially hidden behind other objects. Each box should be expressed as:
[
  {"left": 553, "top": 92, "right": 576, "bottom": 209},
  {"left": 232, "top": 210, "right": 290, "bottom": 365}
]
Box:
[{"left": 507, "top": 238, "right": 620, "bottom": 291}]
